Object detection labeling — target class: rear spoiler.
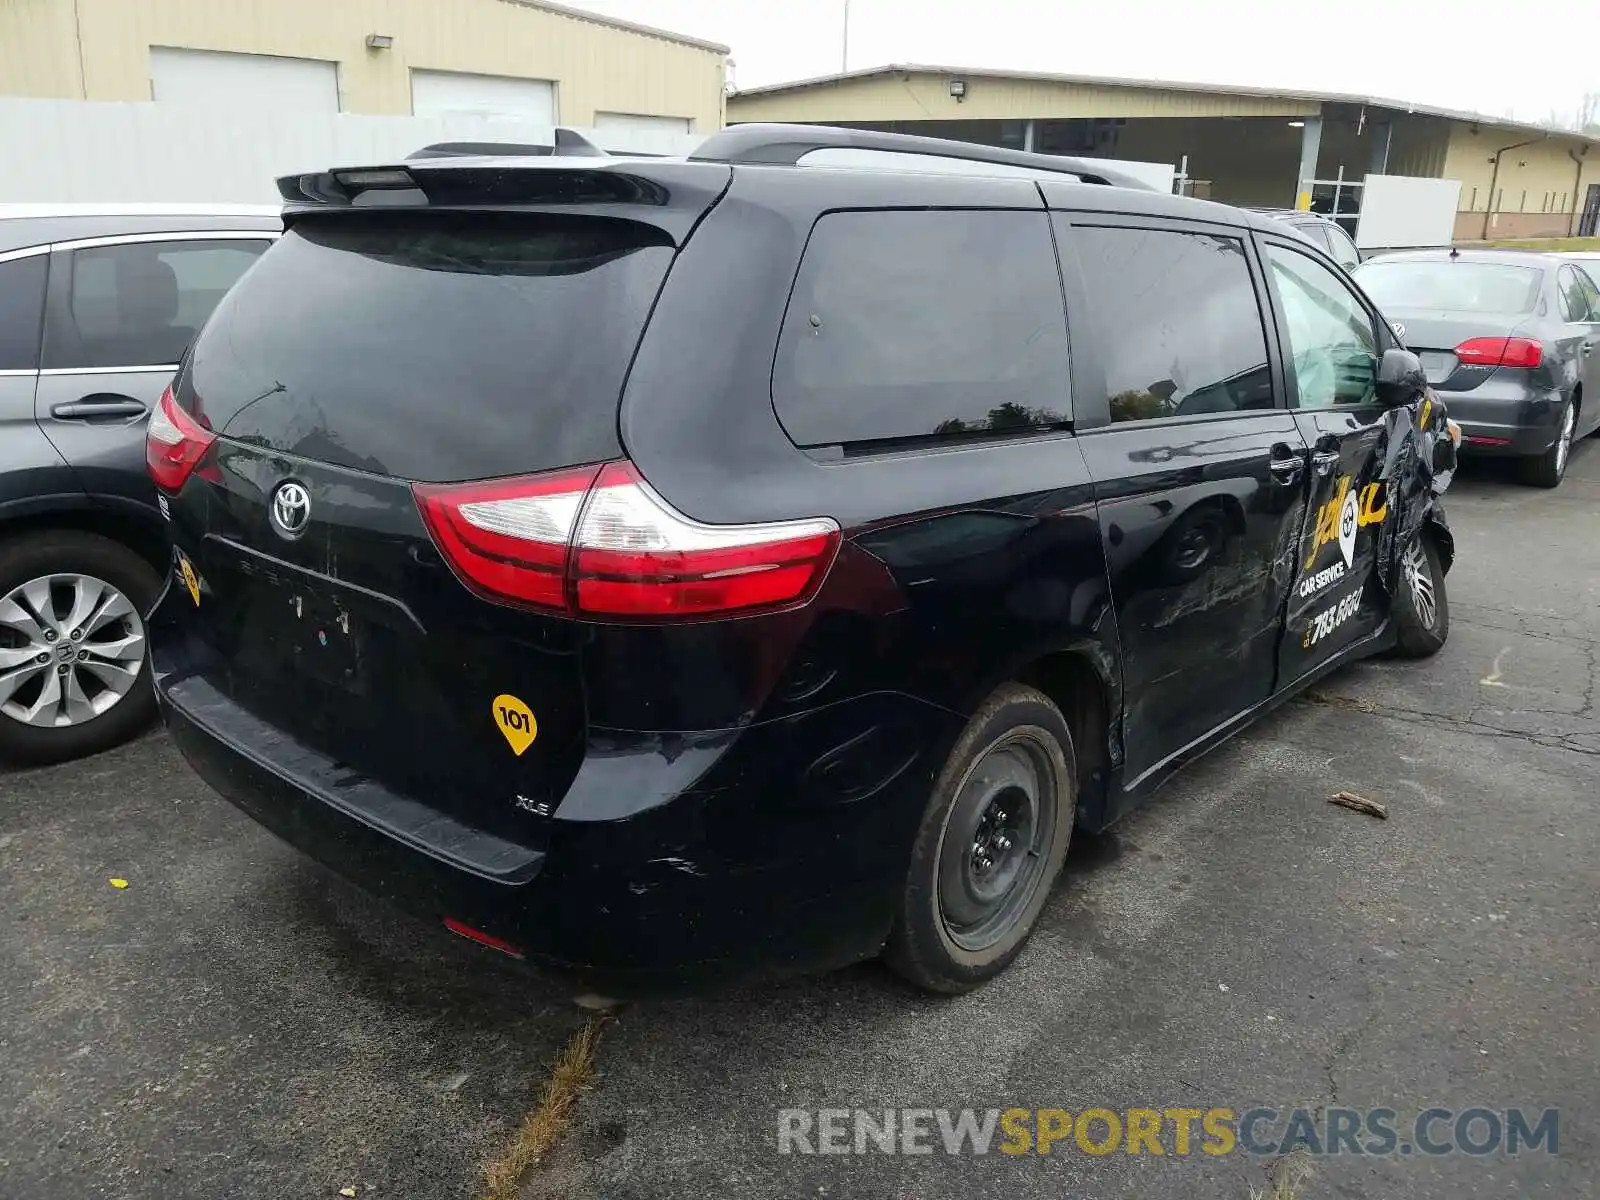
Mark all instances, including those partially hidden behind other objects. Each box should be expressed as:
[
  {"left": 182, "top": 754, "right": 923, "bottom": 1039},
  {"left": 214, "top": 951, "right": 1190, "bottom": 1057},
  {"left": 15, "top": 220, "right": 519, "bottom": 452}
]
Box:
[
  {"left": 405, "top": 128, "right": 609, "bottom": 160},
  {"left": 274, "top": 157, "right": 733, "bottom": 245}
]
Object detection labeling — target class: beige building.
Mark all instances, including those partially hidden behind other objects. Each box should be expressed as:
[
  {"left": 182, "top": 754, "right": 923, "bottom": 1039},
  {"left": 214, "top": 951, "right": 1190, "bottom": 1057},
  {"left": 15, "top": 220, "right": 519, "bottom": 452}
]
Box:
[
  {"left": 0, "top": 0, "right": 728, "bottom": 133},
  {"left": 729, "top": 66, "right": 1600, "bottom": 241}
]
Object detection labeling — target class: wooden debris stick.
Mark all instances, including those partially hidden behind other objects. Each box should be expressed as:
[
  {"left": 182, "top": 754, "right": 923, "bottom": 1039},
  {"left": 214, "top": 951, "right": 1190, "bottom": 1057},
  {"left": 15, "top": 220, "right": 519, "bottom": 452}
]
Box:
[{"left": 1329, "top": 790, "right": 1388, "bottom": 819}]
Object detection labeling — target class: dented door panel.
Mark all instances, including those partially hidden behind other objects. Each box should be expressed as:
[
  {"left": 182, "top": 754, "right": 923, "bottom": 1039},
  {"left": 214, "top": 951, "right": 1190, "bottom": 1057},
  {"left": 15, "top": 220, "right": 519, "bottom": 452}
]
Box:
[{"left": 1078, "top": 412, "right": 1310, "bottom": 788}]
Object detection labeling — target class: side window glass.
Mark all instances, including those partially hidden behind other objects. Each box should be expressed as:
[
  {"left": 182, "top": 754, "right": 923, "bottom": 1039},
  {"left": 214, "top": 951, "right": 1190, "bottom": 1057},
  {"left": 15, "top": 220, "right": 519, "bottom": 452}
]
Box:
[
  {"left": 1327, "top": 226, "right": 1362, "bottom": 271},
  {"left": 1556, "top": 267, "right": 1579, "bottom": 321},
  {"left": 1559, "top": 265, "right": 1594, "bottom": 322},
  {"left": 1266, "top": 243, "right": 1379, "bottom": 409},
  {"left": 1575, "top": 266, "right": 1600, "bottom": 321},
  {"left": 0, "top": 254, "right": 49, "bottom": 371},
  {"left": 1295, "top": 222, "right": 1331, "bottom": 251},
  {"left": 773, "top": 210, "right": 1070, "bottom": 447},
  {"left": 1070, "top": 225, "right": 1273, "bottom": 422},
  {"left": 44, "top": 239, "right": 268, "bottom": 370}
]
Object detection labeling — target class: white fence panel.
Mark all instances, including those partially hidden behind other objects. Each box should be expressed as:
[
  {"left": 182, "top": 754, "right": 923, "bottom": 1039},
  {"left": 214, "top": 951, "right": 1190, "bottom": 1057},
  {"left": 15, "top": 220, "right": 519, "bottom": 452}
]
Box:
[
  {"left": 0, "top": 98, "right": 706, "bottom": 204},
  {"left": 1355, "top": 175, "right": 1462, "bottom": 250}
]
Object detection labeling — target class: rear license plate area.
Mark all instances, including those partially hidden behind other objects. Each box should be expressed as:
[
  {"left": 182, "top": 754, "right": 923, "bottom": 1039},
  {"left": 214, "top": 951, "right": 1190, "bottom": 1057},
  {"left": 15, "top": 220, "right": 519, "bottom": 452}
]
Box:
[
  {"left": 1418, "top": 351, "right": 1457, "bottom": 384},
  {"left": 235, "top": 577, "right": 370, "bottom": 696}
]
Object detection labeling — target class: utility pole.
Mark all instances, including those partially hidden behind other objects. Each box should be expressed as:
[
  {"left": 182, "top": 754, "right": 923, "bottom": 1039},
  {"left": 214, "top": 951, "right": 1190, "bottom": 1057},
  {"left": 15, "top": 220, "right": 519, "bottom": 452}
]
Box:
[{"left": 842, "top": 0, "right": 850, "bottom": 73}]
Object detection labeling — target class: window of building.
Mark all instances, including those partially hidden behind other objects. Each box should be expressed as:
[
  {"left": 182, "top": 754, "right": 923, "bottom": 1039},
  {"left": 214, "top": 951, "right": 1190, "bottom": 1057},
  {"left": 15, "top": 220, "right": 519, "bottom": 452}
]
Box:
[
  {"left": 1068, "top": 224, "right": 1273, "bottom": 422},
  {"left": 0, "top": 255, "right": 48, "bottom": 371},
  {"left": 44, "top": 239, "right": 269, "bottom": 370},
  {"left": 773, "top": 210, "right": 1070, "bottom": 447},
  {"left": 1266, "top": 243, "right": 1379, "bottom": 409}
]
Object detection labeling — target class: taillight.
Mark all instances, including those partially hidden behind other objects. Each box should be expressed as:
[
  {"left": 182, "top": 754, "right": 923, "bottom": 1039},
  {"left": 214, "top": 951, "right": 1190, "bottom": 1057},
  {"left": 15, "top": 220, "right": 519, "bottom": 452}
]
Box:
[
  {"left": 145, "top": 385, "right": 216, "bottom": 492},
  {"left": 1455, "top": 336, "right": 1544, "bottom": 369},
  {"left": 413, "top": 460, "right": 841, "bottom": 620},
  {"left": 572, "top": 462, "right": 840, "bottom": 616},
  {"left": 414, "top": 465, "right": 602, "bottom": 610}
]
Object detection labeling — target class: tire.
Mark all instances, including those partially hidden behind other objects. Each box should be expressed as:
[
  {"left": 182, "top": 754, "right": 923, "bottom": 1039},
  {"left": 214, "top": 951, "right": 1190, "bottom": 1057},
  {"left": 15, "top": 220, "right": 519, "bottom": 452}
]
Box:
[
  {"left": 1519, "top": 400, "right": 1576, "bottom": 488},
  {"left": 884, "top": 683, "right": 1076, "bottom": 994},
  {"left": 1390, "top": 532, "right": 1449, "bottom": 659},
  {"left": 0, "top": 531, "right": 160, "bottom": 766}
]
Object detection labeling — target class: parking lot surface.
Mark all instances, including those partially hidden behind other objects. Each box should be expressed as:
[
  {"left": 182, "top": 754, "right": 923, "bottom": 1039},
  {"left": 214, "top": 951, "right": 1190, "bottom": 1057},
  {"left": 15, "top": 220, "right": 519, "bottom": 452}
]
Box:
[{"left": 4, "top": 445, "right": 1598, "bottom": 1199}]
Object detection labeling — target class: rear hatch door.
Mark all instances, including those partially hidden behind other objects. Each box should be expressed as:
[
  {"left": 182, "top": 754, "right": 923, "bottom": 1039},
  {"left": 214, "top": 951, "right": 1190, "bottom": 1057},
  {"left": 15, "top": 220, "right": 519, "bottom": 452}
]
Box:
[{"left": 163, "top": 161, "right": 729, "bottom": 834}]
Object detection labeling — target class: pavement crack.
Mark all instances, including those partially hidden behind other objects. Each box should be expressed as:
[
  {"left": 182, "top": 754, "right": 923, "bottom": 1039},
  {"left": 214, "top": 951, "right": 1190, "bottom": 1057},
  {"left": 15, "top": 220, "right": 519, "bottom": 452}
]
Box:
[
  {"left": 1581, "top": 641, "right": 1599, "bottom": 719},
  {"left": 1317, "top": 1004, "right": 1385, "bottom": 1120},
  {"left": 1295, "top": 693, "right": 1600, "bottom": 756},
  {"left": 1377, "top": 706, "right": 1600, "bottom": 755}
]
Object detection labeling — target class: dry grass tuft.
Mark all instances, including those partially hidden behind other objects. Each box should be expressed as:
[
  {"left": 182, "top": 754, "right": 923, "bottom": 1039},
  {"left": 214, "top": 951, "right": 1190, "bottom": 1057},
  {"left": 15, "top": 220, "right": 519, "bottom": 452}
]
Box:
[
  {"left": 1249, "top": 1151, "right": 1315, "bottom": 1199},
  {"left": 481, "top": 1018, "right": 608, "bottom": 1200}
]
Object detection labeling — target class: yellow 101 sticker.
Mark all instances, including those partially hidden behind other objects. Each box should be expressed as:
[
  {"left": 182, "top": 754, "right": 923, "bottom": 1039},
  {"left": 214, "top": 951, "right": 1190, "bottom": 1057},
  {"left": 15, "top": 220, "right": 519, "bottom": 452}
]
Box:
[
  {"left": 492, "top": 694, "right": 538, "bottom": 756},
  {"left": 177, "top": 553, "right": 201, "bottom": 606}
]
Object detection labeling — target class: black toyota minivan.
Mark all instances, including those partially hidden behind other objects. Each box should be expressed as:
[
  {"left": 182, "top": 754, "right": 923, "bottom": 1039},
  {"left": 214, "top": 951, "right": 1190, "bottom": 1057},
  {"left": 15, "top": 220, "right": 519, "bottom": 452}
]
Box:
[{"left": 149, "top": 125, "right": 1456, "bottom": 994}]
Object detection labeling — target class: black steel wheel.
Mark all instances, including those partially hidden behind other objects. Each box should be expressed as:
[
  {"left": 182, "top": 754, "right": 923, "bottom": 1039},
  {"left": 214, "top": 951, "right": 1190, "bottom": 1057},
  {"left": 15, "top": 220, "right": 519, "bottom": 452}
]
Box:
[{"left": 886, "top": 683, "right": 1076, "bottom": 994}]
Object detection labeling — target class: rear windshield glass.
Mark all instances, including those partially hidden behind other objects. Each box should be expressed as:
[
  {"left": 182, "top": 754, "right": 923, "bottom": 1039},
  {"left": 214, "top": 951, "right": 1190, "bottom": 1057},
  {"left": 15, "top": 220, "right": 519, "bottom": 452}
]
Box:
[
  {"left": 182, "top": 213, "right": 674, "bottom": 482},
  {"left": 1355, "top": 260, "right": 1542, "bottom": 314}
]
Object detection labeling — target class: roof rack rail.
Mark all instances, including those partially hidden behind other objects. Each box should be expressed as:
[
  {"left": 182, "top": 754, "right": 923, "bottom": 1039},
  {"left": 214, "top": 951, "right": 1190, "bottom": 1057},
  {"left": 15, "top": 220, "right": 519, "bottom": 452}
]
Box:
[
  {"left": 406, "top": 128, "right": 609, "bottom": 161},
  {"left": 689, "top": 123, "right": 1152, "bottom": 190}
]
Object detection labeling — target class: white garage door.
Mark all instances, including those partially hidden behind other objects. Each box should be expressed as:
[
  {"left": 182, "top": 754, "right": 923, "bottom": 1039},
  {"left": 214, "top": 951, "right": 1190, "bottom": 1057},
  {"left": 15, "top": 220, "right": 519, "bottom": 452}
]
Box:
[
  {"left": 410, "top": 70, "right": 556, "bottom": 122},
  {"left": 594, "top": 112, "right": 693, "bottom": 136},
  {"left": 150, "top": 48, "right": 339, "bottom": 113}
]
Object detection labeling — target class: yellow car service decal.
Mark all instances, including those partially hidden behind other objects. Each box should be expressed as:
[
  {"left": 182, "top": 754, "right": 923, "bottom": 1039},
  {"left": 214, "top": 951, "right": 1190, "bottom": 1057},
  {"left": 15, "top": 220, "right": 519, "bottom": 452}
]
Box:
[
  {"left": 1304, "top": 476, "right": 1386, "bottom": 570},
  {"left": 1303, "top": 589, "right": 1363, "bottom": 649}
]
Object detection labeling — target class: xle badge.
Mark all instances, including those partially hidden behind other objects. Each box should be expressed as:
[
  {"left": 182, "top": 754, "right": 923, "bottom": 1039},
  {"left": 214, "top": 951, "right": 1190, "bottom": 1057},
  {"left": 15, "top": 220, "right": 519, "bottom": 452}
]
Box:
[
  {"left": 493, "top": 694, "right": 538, "bottom": 756},
  {"left": 177, "top": 553, "right": 201, "bottom": 606}
]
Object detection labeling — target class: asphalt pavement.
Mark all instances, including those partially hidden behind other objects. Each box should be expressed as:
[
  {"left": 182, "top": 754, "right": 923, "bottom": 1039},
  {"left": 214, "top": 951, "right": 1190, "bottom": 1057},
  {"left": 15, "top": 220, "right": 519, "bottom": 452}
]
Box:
[{"left": 4, "top": 444, "right": 1598, "bottom": 1200}]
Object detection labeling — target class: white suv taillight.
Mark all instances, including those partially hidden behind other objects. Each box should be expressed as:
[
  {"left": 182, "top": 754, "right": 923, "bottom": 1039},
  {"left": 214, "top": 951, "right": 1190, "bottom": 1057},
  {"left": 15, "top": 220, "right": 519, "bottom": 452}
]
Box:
[
  {"left": 413, "top": 461, "right": 841, "bottom": 619},
  {"left": 145, "top": 385, "right": 217, "bottom": 492}
]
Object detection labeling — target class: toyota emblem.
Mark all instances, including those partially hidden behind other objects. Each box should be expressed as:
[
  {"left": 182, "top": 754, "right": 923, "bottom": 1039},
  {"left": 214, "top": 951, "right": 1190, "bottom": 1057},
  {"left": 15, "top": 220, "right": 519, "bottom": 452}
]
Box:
[{"left": 270, "top": 481, "right": 312, "bottom": 538}]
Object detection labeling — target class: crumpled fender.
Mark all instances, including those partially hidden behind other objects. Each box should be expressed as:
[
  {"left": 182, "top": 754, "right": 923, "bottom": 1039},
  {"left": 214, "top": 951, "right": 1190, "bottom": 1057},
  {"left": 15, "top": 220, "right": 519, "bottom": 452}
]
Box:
[{"left": 1373, "top": 388, "right": 1457, "bottom": 595}]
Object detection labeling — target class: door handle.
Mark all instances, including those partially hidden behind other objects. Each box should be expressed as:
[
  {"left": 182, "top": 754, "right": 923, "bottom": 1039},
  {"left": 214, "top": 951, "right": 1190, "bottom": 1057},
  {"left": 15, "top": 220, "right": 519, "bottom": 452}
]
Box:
[
  {"left": 50, "top": 396, "right": 149, "bottom": 422},
  {"left": 1268, "top": 444, "right": 1305, "bottom": 485},
  {"left": 1309, "top": 434, "right": 1343, "bottom": 477}
]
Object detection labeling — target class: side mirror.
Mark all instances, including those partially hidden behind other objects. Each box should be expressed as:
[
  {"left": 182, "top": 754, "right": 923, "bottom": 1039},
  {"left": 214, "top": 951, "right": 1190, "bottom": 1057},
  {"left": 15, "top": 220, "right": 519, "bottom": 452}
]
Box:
[{"left": 1375, "top": 347, "right": 1427, "bottom": 407}]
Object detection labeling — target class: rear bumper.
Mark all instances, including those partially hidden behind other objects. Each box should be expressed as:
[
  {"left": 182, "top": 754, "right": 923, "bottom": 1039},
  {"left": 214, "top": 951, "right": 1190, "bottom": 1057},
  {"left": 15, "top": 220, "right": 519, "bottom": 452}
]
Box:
[
  {"left": 153, "top": 621, "right": 957, "bottom": 990},
  {"left": 1438, "top": 380, "right": 1565, "bottom": 457}
]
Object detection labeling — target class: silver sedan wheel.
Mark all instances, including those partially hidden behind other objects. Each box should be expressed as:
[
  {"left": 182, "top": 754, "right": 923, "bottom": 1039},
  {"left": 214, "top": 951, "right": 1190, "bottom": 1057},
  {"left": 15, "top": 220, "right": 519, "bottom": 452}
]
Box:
[
  {"left": 1556, "top": 403, "right": 1576, "bottom": 477},
  {"left": 1402, "top": 540, "right": 1438, "bottom": 631},
  {"left": 0, "top": 573, "right": 146, "bottom": 728}
]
